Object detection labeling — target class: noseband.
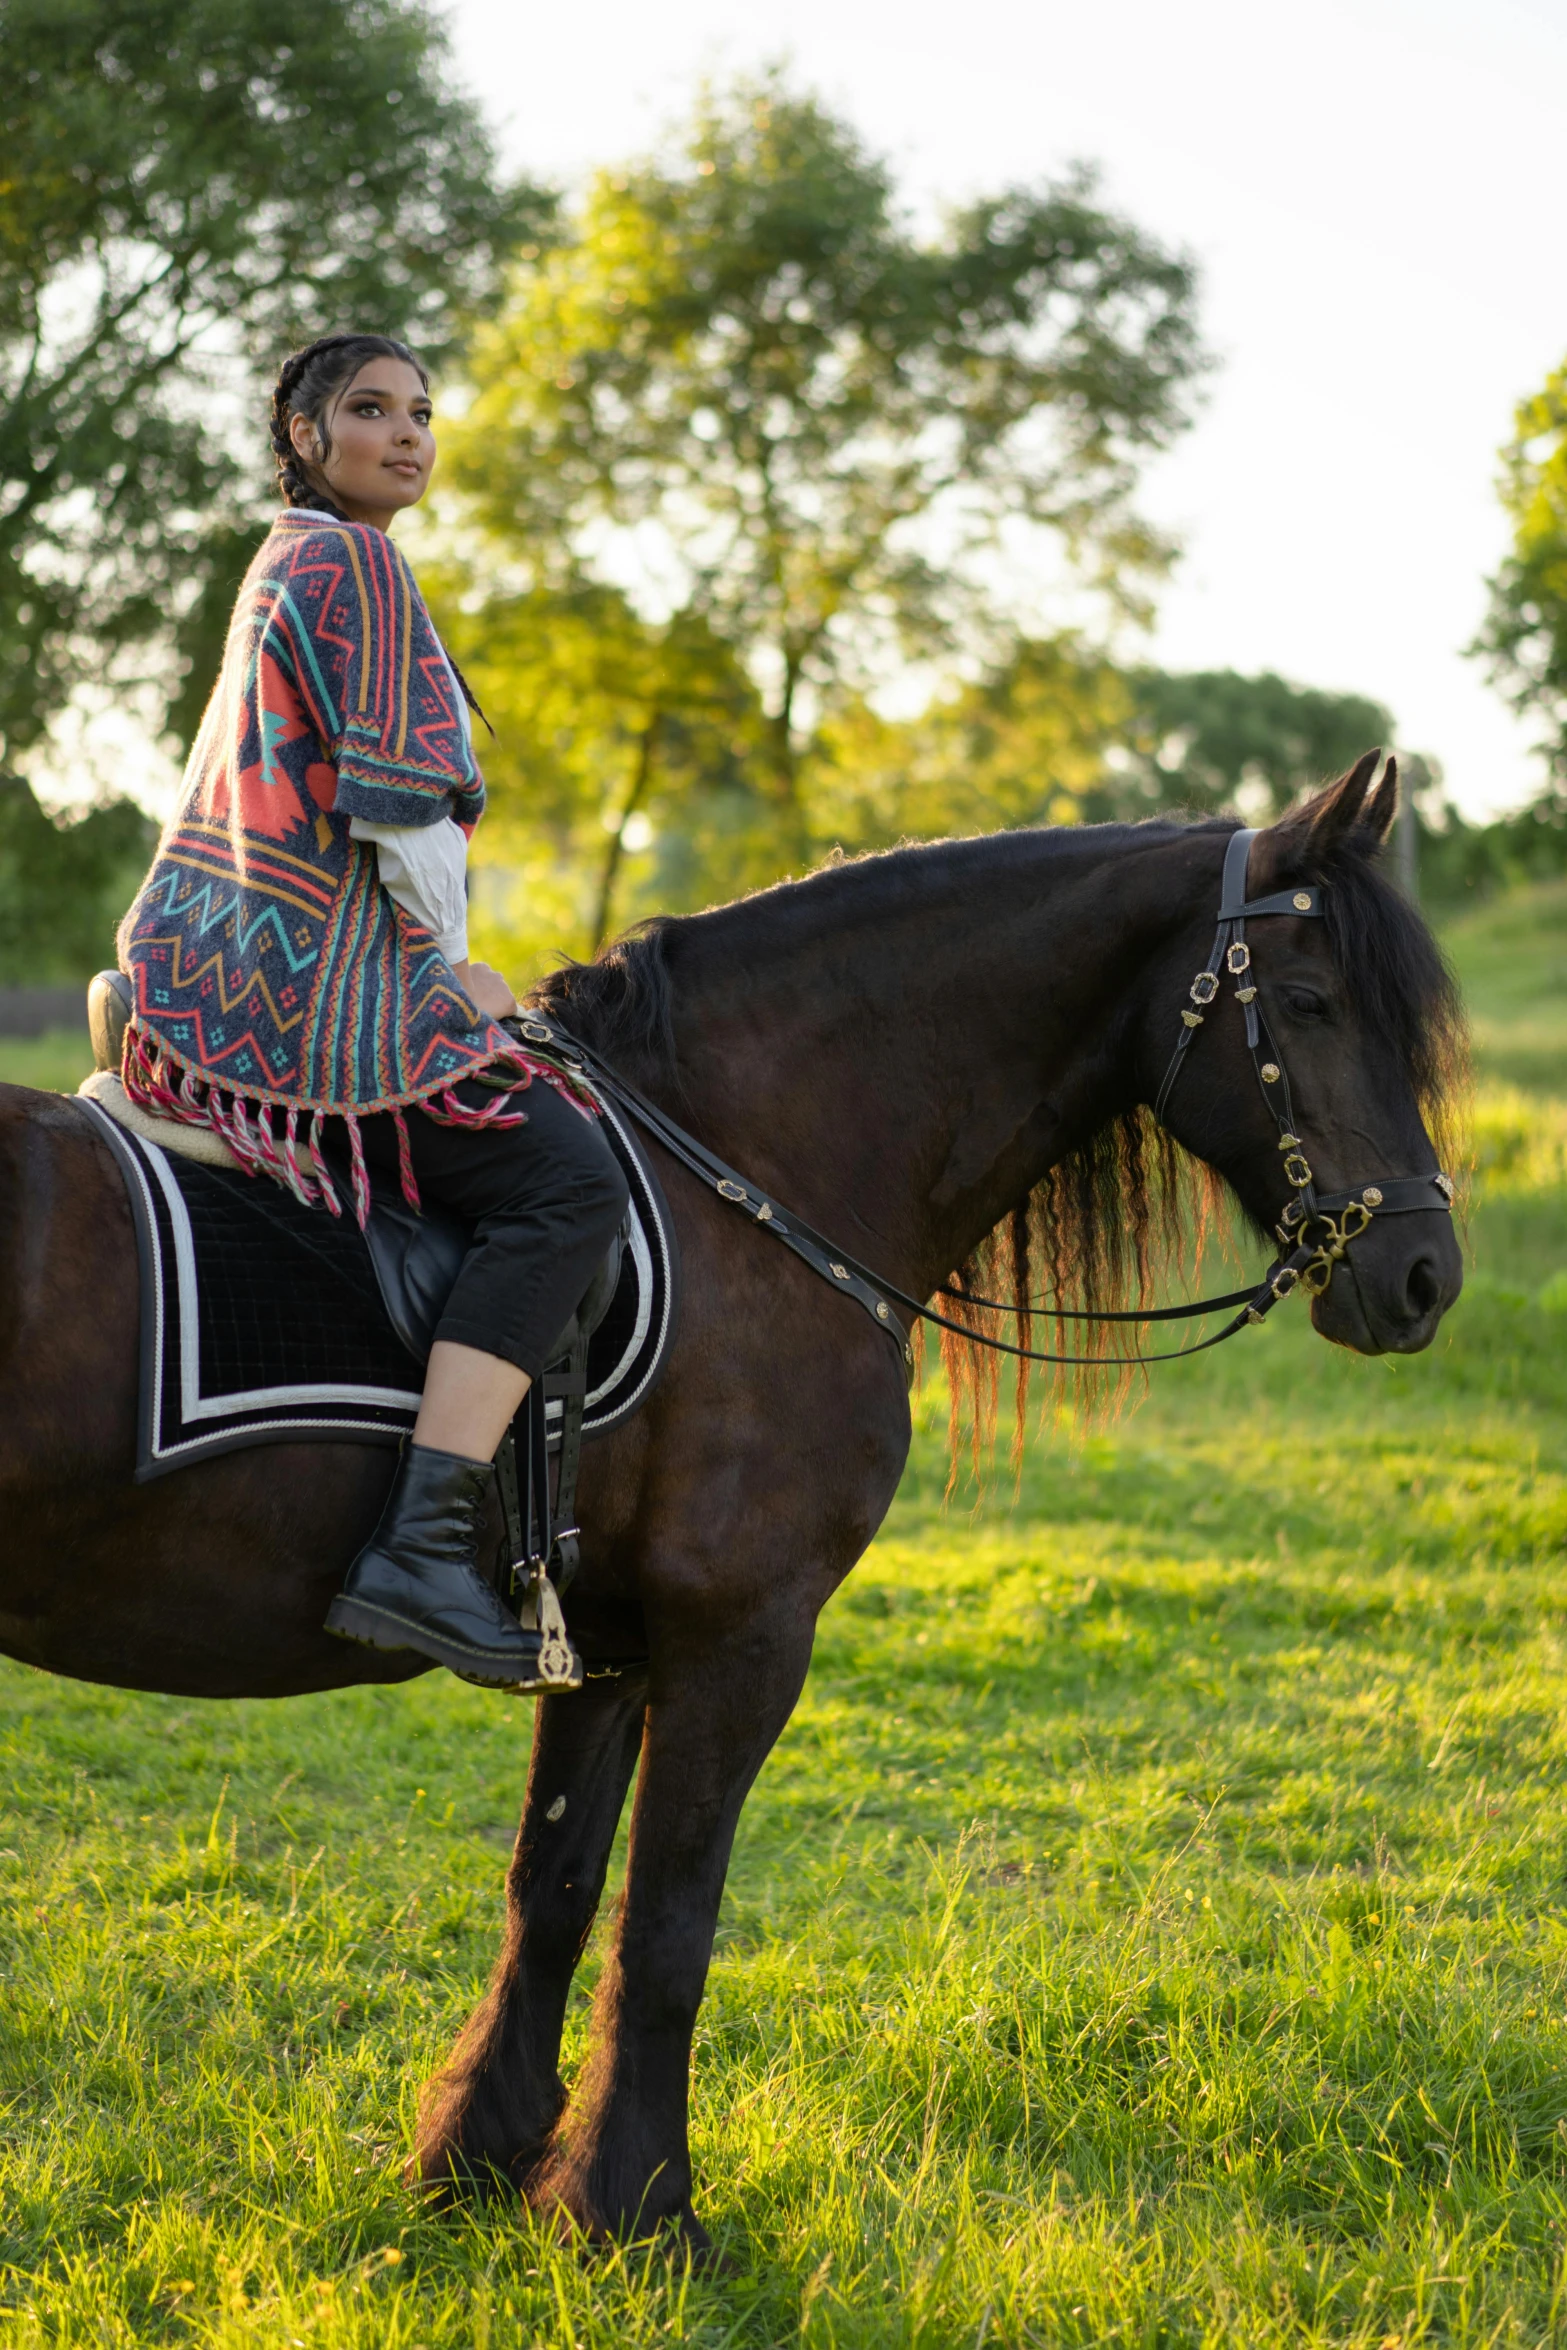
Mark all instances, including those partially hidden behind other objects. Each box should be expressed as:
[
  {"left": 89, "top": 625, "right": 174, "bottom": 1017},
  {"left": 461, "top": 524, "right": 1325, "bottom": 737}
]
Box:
[
  {"left": 1151, "top": 826, "right": 1453, "bottom": 1312},
  {"left": 512, "top": 826, "right": 1454, "bottom": 1374}
]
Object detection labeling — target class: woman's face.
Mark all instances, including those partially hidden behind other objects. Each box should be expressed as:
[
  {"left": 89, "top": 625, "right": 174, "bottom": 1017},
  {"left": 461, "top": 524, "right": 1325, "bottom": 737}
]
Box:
[{"left": 289, "top": 357, "right": 435, "bottom": 527}]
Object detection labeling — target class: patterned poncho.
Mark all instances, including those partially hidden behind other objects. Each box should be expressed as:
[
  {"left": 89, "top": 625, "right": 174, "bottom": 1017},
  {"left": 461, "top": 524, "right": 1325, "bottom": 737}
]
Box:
[{"left": 119, "top": 509, "right": 554, "bottom": 1220}]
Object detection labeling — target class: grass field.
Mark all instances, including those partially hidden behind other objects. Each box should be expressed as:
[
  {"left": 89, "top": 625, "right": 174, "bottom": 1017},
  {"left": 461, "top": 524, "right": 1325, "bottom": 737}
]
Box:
[{"left": 2, "top": 894, "right": 1566, "bottom": 2346}]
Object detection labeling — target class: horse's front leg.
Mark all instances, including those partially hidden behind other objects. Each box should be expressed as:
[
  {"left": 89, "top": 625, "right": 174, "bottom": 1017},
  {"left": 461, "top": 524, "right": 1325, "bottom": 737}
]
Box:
[
  {"left": 414, "top": 1667, "right": 649, "bottom": 2197},
  {"left": 530, "top": 1599, "right": 815, "bottom": 2248}
]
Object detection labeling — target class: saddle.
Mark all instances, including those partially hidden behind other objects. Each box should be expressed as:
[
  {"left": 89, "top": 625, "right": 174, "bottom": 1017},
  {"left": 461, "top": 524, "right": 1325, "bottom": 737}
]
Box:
[{"left": 85, "top": 972, "right": 627, "bottom": 1684}]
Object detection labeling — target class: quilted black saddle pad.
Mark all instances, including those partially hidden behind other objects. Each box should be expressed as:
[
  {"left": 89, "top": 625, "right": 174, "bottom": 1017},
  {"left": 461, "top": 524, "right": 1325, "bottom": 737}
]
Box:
[{"left": 79, "top": 1093, "right": 678, "bottom": 1482}]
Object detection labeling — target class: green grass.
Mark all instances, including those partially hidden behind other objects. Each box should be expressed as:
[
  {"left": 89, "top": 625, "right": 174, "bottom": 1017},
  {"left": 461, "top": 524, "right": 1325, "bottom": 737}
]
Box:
[
  {"left": 1443, "top": 882, "right": 1567, "bottom": 1096},
  {"left": 2, "top": 891, "right": 1566, "bottom": 2344},
  {"left": 0, "top": 1027, "right": 95, "bottom": 1095}
]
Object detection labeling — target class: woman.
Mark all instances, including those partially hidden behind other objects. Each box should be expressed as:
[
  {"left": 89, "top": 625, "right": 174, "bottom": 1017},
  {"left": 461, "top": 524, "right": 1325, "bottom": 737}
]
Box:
[{"left": 117, "top": 331, "right": 630, "bottom": 1687}]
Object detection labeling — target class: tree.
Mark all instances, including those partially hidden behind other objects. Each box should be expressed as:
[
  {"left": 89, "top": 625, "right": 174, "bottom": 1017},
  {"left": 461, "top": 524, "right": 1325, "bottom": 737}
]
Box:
[
  {"left": 810, "top": 636, "right": 1130, "bottom": 855},
  {"left": 423, "top": 574, "right": 766, "bottom": 971},
  {"left": 1106, "top": 668, "right": 1396, "bottom": 822},
  {"left": 446, "top": 75, "right": 1204, "bottom": 854},
  {"left": 0, "top": 774, "right": 155, "bottom": 982},
  {"left": 0, "top": 0, "right": 546, "bottom": 766},
  {"left": 808, "top": 652, "right": 1404, "bottom": 857},
  {"left": 1473, "top": 359, "right": 1567, "bottom": 804}
]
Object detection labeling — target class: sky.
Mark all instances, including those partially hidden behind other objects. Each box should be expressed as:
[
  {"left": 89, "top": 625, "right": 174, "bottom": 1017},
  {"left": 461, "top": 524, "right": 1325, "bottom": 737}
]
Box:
[{"left": 445, "top": 0, "right": 1567, "bottom": 819}]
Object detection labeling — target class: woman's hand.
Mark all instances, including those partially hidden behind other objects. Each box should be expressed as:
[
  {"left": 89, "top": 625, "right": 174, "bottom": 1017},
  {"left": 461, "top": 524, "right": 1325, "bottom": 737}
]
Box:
[{"left": 453, "top": 958, "right": 518, "bottom": 1019}]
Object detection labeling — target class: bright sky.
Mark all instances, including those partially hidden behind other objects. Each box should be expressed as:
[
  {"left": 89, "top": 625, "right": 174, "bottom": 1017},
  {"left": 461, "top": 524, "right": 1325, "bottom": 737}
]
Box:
[{"left": 447, "top": 0, "right": 1567, "bottom": 819}]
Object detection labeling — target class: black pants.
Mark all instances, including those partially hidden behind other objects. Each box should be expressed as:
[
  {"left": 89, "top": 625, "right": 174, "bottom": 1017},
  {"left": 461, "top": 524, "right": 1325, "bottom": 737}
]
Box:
[{"left": 331, "top": 1079, "right": 630, "bottom": 1381}]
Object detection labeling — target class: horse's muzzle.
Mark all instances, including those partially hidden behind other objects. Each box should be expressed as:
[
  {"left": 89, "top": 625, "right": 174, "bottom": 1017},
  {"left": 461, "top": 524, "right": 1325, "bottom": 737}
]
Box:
[{"left": 1309, "top": 1210, "right": 1464, "bottom": 1354}]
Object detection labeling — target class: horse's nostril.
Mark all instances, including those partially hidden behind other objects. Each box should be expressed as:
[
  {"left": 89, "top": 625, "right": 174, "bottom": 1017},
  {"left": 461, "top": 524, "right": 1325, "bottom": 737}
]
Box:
[{"left": 1405, "top": 1254, "right": 1442, "bottom": 1319}]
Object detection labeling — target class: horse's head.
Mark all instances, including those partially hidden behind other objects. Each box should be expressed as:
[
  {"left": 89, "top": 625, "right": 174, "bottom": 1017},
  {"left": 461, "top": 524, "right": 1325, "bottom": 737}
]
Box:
[{"left": 1147, "top": 753, "right": 1464, "bottom": 1355}]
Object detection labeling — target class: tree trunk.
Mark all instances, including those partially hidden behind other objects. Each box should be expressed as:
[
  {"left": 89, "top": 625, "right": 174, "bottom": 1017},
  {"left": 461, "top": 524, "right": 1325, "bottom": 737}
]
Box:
[{"left": 591, "top": 711, "right": 661, "bottom": 951}]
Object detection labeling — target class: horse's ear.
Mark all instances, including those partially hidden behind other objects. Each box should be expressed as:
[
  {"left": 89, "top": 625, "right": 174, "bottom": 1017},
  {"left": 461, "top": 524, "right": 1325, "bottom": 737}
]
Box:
[
  {"left": 1360, "top": 753, "right": 1399, "bottom": 844},
  {"left": 1248, "top": 748, "right": 1384, "bottom": 891}
]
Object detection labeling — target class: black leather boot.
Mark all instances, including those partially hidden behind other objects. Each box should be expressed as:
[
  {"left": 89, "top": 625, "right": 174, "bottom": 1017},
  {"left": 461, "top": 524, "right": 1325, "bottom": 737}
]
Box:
[{"left": 324, "top": 1441, "right": 543, "bottom": 1687}]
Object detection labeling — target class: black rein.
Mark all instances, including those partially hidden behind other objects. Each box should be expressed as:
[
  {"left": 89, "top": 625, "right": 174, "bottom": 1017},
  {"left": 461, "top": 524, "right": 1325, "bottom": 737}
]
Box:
[{"left": 508, "top": 829, "right": 1452, "bottom": 1375}]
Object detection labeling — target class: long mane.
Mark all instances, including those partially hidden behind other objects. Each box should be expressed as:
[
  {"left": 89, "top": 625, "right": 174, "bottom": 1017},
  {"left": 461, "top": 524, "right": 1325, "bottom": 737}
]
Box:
[{"left": 532, "top": 816, "right": 1466, "bottom": 1475}]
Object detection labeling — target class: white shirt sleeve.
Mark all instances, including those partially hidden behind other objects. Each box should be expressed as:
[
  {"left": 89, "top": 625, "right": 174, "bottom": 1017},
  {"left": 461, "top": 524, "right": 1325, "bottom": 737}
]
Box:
[{"left": 349, "top": 816, "right": 469, "bottom": 965}]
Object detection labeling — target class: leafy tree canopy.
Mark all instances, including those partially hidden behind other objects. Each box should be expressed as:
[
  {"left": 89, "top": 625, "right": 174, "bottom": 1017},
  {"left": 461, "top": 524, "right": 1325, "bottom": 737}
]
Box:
[
  {"left": 0, "top": 774, "right": 155, "bottom": 982},
  {"left": 446, "top": 74, "right": 1204, "bottom": 840},
  {"left": 1473, "top": 359, "right": 1567, "bottom": 804},
  {"left": 0, "top": 0, "right": 546, "bottom": 765},
  {"left": 1109, "top": 667, "right": 1395, "bottom": 823},
  {"left": 426, "top": 576, "right": 768, "bottom": 964}
]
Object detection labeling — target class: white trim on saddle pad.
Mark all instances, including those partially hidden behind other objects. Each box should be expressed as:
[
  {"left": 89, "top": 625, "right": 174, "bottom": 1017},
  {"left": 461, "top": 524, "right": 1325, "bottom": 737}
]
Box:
[{"left": 75, "top": 1079, "right": 680, "bottom": 1480}]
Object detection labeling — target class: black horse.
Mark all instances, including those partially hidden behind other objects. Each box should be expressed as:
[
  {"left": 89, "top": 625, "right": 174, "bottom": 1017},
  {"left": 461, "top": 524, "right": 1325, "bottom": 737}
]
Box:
[{"left": 0, "top": 756, "right": 1463, "bottom": 2248}]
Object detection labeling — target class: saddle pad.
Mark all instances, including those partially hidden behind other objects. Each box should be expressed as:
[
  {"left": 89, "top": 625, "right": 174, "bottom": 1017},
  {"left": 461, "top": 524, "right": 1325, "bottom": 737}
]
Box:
[{"left": 78, "top": 1090, "right": 678, "bottom": 1482}]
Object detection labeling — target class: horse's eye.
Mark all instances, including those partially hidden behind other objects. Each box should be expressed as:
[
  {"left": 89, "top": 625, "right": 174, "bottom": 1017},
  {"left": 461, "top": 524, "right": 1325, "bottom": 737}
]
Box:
[{"left": 1282, "top": 985, "right": 1330, "bottom": 1020}]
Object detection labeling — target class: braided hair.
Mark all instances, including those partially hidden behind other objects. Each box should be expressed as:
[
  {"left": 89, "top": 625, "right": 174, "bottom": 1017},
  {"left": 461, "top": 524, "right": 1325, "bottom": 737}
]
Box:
[
  {"left": 267, "top": 333, "right": 490, "bottom": 731},
  {"left": 269, "top": 331, "right": 428, "bottom": 513}
]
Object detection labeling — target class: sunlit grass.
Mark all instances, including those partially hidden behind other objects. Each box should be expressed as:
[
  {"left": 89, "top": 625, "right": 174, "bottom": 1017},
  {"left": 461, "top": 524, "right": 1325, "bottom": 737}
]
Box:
[
  {"left": 3, "top": 1164, "right": 1567, "bottom": 2344},
  {"left": 1, "top": 885, "right": 1565, "bottom": 2343}
]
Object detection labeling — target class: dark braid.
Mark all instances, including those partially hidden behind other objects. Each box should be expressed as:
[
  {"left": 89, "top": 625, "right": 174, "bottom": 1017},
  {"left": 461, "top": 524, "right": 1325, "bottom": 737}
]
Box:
[
  {"left": 267, "top": 332, "right": 490, "bottom": 733},
  {"left": 268, "top": 331, "right": 429, "bottom": 511}
]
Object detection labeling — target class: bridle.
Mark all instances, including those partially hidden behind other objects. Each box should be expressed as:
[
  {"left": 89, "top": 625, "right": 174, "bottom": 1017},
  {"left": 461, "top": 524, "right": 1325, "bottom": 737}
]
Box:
[
  {"left": 512, "top": 827, "right": 1454, "bottom": 1374},
  {"left": 1148, "top": 825, "right": 1454, "bottom": 1314}
]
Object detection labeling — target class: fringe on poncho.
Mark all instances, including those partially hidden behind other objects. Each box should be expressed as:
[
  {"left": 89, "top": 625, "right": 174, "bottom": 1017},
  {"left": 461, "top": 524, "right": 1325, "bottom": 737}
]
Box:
[{"left": 118, "top": 509, "right": 583, "bottom": 1223}]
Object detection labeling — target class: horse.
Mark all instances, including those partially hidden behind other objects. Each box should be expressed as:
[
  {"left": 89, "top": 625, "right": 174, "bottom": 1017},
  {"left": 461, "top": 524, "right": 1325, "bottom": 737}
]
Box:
[{"left": 0, "top": 755, "right": 1464, "bottom": 2250}]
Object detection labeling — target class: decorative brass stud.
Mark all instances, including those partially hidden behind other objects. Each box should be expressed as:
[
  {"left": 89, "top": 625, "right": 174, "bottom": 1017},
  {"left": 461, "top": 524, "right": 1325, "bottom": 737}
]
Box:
[
  {"left": 1182, "top": 1010, "right": 1204, "bottom": 1029},
  {"left": 1293, "top": 891, "right": 1312, "bottom": 911},
  {"left": 830, "top": 1262, "right": 850, "bottom": 1280},
  {"left": 756, "top": 1201, "right": 774, "bottom": 1222},
  {"left": 876, "top": 1301, "right": 890, "bottom": 1320},
  {"left": 1260, "top": 1061, "right": 1281, "bottom": 1083},
  {"left": 1278, "top": 1131, "right": 1301, "bottom": 1150},
  {"left": 1235, "top": 985, "right": 1258, "bottom": 1003},
  {"left": 1362, "top": 1184, "right": 1384, "bottom": 1207}
]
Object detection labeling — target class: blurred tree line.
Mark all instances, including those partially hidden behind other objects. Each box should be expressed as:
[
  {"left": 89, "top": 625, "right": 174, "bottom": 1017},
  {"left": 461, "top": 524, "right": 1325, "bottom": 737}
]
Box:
[{"left": 1, "top": 6, "right": 1556, "bottom": 988}]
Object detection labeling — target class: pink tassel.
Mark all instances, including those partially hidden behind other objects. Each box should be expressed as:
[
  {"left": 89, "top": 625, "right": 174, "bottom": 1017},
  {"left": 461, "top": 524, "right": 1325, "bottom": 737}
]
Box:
[
  {"left": 220, "top": 1093, "right": 262, "bottom": 1175},
  {"left": 281, "top": 1105, "right": 317, "bottom": 1207},
  {"left": 309, "top": 1112, "right": 343, "bottom": 1218},
  {"left": 422, "top": 1082, "right": 530, "bottom": 1132},
  {"left": 346, "top": 1113, "right": 371, "bottom": 1229},
  {"left": 392, "top": 1105, "right": 421, "bottom": 1212},
  {"left": 253, "top": 1101, "right": 282, "bottom": 1179}
]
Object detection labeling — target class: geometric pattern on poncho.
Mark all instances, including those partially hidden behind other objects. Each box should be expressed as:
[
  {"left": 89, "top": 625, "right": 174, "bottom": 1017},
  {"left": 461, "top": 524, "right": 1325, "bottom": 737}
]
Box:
[{"left": 118, "top": 509, "right": 521, "bottom": 1117}]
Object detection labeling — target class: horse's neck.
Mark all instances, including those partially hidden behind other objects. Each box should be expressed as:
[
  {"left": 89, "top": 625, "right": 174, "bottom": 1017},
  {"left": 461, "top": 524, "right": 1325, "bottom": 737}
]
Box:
[{"left": 672, "top": 827, "right": 1212, "bottom": 1298}]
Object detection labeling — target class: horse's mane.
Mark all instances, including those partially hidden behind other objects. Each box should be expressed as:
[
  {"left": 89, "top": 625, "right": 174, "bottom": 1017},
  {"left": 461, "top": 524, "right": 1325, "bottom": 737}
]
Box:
[
  {"left": 531, "top": 815, "right": 1466, "bottom": 1476},
  {"left": 532, "top": 919, "right": 683, "bottom": 1084}
]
